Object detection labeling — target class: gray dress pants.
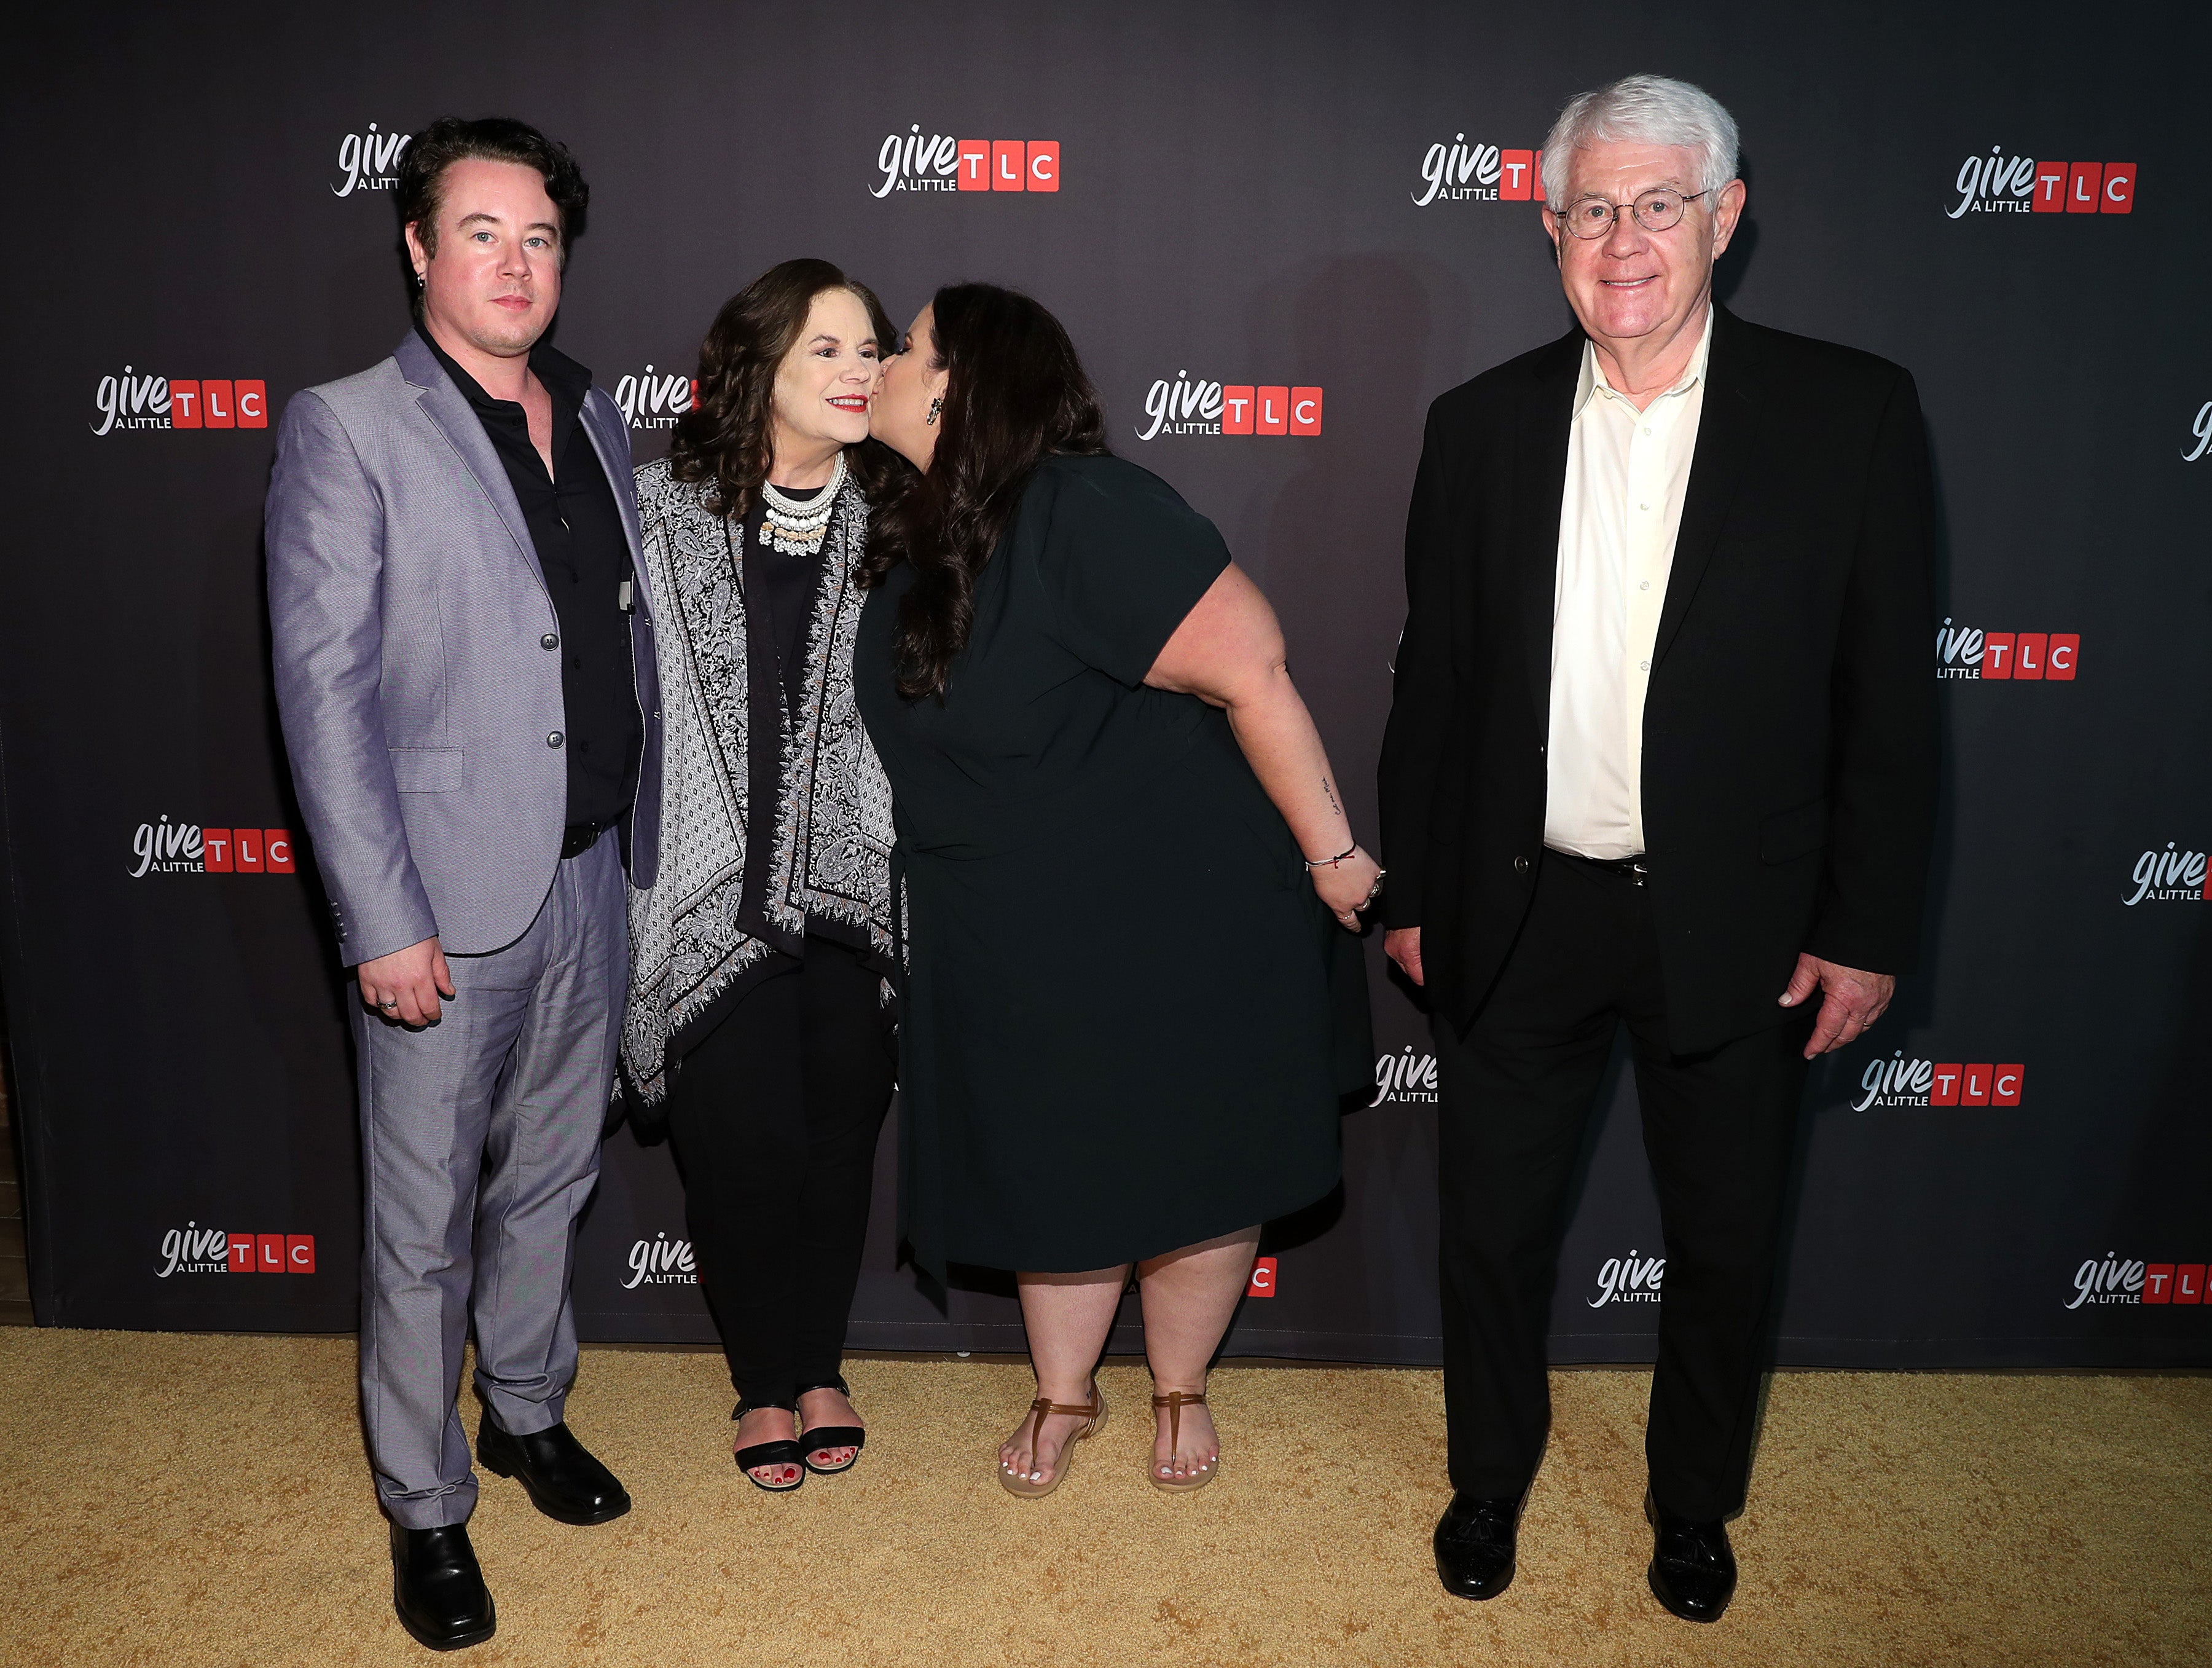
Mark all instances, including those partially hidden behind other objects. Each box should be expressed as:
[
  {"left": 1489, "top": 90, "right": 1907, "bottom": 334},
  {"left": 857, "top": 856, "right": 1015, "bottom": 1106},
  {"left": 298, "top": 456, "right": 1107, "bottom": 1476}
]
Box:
[{"left": 353, "top": 836, "right": 627, "bottom": 1529}]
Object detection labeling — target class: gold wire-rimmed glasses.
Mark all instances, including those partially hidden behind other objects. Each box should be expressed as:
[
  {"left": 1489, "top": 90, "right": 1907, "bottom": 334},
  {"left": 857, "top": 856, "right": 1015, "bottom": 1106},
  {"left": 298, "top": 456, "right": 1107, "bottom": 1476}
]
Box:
[{"left": 1551, "top": 187, "right": 1712, "bottom": 237}]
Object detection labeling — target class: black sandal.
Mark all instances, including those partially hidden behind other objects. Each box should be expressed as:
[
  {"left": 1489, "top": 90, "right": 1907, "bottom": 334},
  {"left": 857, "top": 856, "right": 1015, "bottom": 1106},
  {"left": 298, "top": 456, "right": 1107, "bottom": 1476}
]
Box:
[
  {"left": 732, "top": 1400, "right": 805, "bottom": 1493},
  {"left": 796, "top": 1375, "right": 867, "bottom": 1476}
]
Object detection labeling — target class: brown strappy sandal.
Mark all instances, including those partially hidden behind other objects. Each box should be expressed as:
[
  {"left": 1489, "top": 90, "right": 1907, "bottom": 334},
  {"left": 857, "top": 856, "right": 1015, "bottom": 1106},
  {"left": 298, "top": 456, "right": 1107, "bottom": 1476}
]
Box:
[
  {"left": 1150, "top": 1388, "right": 1218, "bottom": 1493},
  {"left": 998, "top": 1383, "right": 1108, "bottom": 1498}
]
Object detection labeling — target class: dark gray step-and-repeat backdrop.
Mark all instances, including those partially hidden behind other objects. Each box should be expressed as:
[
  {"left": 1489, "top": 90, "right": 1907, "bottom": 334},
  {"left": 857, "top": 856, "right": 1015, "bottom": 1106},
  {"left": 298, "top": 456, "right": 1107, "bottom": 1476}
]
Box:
[{"left": 3, "top": 2, "right": 2206, "bottom": 1368}]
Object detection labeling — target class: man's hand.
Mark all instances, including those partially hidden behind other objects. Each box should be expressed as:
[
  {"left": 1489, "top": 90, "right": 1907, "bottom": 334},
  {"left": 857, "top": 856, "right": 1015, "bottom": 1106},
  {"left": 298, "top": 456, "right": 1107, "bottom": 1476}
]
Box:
[
  {"left": 1385, "top": 927, "right": 1424, "bottom": 987},
  {"left": 1779, "top": 953, "right": 1893, "bottom": 1059},
  {"left": 358, "top": 935, "right": 455, "bottom": 1027}
]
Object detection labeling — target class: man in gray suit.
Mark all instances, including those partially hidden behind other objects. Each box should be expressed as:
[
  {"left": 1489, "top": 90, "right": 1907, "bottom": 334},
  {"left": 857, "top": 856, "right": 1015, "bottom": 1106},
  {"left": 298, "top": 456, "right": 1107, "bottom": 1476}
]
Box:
[{"left": 267, "top": 116, "right": 662, "bottom": 1653}]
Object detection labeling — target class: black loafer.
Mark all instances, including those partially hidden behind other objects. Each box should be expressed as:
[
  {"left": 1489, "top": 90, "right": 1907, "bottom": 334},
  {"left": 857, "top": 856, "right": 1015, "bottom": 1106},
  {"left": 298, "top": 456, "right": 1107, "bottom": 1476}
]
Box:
[
  {"left": 1645, "top": 1492, "right": 1737, "bottom": 1623},
  {"left": 476, "top": 1414, "right": 632, "bottom": 1526},
  {"left": 1433, "top": 1492, "right": 1522, "bottom": 1600},
  {"left": 390, "top": 1522, "right": 495, "bottom": 1652}
]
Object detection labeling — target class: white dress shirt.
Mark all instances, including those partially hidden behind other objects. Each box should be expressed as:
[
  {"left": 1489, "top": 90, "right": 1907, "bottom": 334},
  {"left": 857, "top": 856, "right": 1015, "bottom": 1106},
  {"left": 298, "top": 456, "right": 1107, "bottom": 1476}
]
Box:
[{"left": 1543, "top": 307, "right": 1713, "bottom": 861}]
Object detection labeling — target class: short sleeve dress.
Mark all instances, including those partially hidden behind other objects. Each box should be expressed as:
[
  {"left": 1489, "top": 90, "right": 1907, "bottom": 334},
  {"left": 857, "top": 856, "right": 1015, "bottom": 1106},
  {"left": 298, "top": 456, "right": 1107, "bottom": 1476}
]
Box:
[{"left": 854, "top": 454, "right": 1366, "bottom": 1276}]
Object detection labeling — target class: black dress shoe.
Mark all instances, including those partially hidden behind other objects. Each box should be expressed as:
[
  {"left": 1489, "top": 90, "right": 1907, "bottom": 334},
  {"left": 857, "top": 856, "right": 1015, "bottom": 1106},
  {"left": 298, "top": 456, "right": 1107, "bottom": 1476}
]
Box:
[
  {"left": 1433, "top": 1492, "right": 1522, "bottom": 1599},
  {"left": 476, "top": 1414, "right": 632, "bottom": 1525},
  {"left": 1645, "top": 1492, "right": 1738, "bottom": 1623},
  {"left": 390, "top": 1523, "right": 495, "bottom": 1652}
]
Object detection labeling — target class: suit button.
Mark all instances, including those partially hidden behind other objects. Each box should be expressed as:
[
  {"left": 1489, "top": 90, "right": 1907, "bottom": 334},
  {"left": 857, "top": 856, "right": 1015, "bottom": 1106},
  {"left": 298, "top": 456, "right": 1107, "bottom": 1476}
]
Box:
[
  {"left": 547, "top": 731, "right": 565, "bottom": 749},
  {"left": 541, "top": 632, "right": 560, "bottom": 650},
  {"left": 1513, "top": 855, "right": 1529, "bottom": 875}
]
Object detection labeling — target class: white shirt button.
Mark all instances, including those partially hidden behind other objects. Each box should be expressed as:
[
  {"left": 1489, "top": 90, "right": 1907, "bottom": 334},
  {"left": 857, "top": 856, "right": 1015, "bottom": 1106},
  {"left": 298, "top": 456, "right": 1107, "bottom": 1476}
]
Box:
[
  {"left": 1640, "top": 581, "right": 1651, "bottom": 591},
  {"left": 1639, "top": 660, "right": 1651, "bottom": 672}
]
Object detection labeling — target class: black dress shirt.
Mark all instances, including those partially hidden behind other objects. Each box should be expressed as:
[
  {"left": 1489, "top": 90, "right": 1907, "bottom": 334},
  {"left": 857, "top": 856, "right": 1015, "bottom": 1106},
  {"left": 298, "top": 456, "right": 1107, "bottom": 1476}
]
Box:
[{"left": 420, "top": 328, "right": 641, "bottom": 831}]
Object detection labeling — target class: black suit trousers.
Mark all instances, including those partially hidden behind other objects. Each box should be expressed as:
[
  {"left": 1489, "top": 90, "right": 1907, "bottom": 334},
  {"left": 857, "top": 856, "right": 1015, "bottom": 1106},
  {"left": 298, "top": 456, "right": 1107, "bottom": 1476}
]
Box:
[{"left": 1433, "top": 852, "right": 1811, "bottom": 1520}]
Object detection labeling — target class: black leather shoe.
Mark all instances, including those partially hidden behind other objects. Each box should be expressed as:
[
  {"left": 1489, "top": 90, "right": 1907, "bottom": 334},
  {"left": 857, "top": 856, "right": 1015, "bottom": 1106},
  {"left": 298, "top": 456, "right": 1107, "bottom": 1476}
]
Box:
[
  {"left": 1433, "top": 1492, "right": 1521, "bottom": 1599},
  {"left": 476, "top": 1414, "right": 632, "bottom": 1526},
  {"left": 1645, "top": 1492, "right": 1738, "bottom": 1623},
  {"left": 390, "top": 1523, "right": 495, "bottom": 1652}
]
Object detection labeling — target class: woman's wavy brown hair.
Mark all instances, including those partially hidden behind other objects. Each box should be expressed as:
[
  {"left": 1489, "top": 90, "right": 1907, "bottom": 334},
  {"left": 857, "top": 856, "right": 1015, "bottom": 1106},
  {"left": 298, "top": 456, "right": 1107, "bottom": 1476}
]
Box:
[
  {"left": 667, "top": 258, "right": 904, "bottom": 519},
  {"left": 858, "top": 283, "right": 1109, "bottom": 699}
]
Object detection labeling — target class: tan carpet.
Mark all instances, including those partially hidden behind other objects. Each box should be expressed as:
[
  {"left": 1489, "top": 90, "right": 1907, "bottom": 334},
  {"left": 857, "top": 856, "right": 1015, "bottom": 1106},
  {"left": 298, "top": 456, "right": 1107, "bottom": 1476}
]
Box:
[{"left": 1, "top": 1330, "right": 2205, "bottom": 1667}]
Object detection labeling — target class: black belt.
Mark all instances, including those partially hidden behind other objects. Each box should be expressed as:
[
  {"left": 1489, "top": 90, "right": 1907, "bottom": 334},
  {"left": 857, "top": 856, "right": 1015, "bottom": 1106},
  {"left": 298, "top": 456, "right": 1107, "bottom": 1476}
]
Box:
[
  {"left": 1546, "top": 846, "right": 1649, "bottom": 885},
  {"left": 561, "top": 821, "right": 610, "bottom": 859}
]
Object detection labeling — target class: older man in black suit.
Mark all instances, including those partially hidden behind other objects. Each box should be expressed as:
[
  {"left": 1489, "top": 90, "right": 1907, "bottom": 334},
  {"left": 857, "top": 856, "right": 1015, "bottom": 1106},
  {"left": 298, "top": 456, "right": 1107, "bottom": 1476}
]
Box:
[{"left": 1378, "top": 74, "right": 1938, "bottom": 1622}]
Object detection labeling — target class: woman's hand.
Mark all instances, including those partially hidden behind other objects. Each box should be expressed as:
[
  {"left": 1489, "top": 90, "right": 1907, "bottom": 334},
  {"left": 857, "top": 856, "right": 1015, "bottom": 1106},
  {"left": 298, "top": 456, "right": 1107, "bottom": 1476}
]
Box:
[{"left": 1308, "top": 846, "right": 1383, "bottom": 930}]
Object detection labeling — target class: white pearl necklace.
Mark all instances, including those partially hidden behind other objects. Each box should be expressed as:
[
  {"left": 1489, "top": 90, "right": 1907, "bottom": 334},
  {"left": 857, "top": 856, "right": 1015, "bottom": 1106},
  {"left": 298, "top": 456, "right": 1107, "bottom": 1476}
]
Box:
[{"left": 758, "top": 453, "right": 845, "bottom": 556}]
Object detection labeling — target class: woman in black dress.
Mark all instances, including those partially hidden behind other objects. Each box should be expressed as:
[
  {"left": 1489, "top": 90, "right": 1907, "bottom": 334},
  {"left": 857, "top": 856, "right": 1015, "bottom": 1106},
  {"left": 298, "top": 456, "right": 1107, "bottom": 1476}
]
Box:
[
  {"left": 623, "top": 261, "right": 902, "bottom": 1492},
  {"left": 857, "top": 285, "right": 1379, "bottom": 1497}
]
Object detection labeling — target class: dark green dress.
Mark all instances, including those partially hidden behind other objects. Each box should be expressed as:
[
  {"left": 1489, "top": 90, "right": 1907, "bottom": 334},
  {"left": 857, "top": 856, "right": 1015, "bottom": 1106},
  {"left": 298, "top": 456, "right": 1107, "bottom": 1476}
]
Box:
[{"left": 855, "top": 454, "right": 1362, "bottom": 1275}]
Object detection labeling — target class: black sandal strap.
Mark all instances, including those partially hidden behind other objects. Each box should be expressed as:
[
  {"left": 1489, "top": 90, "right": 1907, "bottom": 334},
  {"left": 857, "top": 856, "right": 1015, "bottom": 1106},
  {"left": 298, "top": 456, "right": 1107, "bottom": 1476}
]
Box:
[
  {"left": 734, "top": 1438, "right": 806, "bottom": 1491},
  {"left": 793, "top": 1374, "right": 851, "bottom": 1398}
]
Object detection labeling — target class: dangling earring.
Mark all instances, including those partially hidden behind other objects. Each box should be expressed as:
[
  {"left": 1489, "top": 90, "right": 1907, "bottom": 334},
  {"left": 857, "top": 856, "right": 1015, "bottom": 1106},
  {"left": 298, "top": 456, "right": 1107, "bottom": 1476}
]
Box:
[{"left": 925, "top": 396, "right": 942, "bottom": 426}]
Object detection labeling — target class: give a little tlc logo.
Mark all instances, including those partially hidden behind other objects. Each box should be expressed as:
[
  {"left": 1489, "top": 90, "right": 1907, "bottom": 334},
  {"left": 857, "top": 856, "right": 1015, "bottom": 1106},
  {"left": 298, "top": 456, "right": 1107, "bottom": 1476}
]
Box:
[
  {"left": 1245, "top": 1256, "right": 1279, "bottom": 1298},
  {"left": 1933, "top": 620, "right": 2079, "bottom": 682},
  {"left": 332, "top": 123, "right": 411, "bottom": 197},
  {"left": 92, "top": 369, "right": 269, "bottom": 435},
  {"left": 622, "top": 1232, "right": 697, "bottom": 1290},
  {"left": 1413, "top": 136, "right": 1543, "bottom": 206},
  {"left": 130, "top": 817, "right": 296, "bottom": 878},
  {"left": 1947, "top": 148, "right": 2136, "bottom": 218},
  {"left": 1853, "top": 1053, "right": 2023, "bottom": 1111},
  {"left": 1371, "top": 1046, "right": 1440, "bottom": 1106},
  {"left": 158, "top": 1222, "right": 316, "bottom": 1278},
  {"left": 1590, "top": 1250, "right": 1665, "bottom": 1308},
  {"left": 1136, "top": 373, "right": 1323, "bottom": 441},
  {"left": 871, "top": 127, "right": 1059, "bottom": 197},
  {"left": 613, "top": 364, "right": 696, "bottom": 432},
  {"left": 2065, "top": 1254, "right": 2209, "bottom": 1310},
  {"left": 2124, "top": 843, "right": 2208, "bottom": 907}
]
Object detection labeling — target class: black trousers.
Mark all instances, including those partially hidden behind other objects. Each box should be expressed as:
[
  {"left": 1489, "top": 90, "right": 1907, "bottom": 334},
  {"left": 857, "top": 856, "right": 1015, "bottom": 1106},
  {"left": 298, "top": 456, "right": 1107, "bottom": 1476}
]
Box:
[
  {"left": 1433, "top": 851, "right": 1813, "bottom": 1520},
  {"left": 663, "top": 935, "right": 895, "bottom": 1410}
]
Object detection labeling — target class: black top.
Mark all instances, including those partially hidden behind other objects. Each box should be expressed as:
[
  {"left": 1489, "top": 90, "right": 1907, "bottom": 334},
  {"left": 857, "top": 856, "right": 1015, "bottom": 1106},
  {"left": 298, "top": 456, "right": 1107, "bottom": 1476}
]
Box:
[
  {"left": 1376, "top": 306, "right": 1939, "bottom": 1052},
  {"left": 419, "top": 328, "right": 642, "bottom": 831},
  {"left": 729, "top": 482, "right": 833, "bottom": 956},
  {"left": 854, "top": 454, "right": 1362, "bottom": 1276}
]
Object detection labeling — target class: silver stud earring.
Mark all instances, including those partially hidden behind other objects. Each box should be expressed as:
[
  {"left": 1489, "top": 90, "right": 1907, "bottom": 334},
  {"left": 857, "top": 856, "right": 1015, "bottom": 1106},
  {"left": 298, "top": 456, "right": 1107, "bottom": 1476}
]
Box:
[
  {"left": 925, "top": 396, "right": 942, "bottom": 426},
  {"left": 415, "top": 271, "right": 426, "bottom": 288}
]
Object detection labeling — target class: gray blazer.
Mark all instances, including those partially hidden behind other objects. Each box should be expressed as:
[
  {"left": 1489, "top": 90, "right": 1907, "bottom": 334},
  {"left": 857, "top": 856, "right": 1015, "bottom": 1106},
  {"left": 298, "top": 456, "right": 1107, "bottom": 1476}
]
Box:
[{"left": 267, "top": 331, "right": 664, "bottom": 967}]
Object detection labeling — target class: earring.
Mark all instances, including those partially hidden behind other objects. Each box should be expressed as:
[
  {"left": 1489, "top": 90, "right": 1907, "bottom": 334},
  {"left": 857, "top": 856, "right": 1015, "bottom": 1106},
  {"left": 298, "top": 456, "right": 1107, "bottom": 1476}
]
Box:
[
  {"left": 925, "top": 396, "right": 942, "bottom": 426},
  {"left": 415, "top": 271, "right": 426, "bottom": 288}
]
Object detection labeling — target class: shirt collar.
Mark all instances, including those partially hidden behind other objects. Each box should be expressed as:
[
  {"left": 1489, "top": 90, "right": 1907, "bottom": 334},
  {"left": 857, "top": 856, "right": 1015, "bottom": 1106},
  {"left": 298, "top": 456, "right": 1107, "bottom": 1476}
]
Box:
[
  {"left": 415, "top": 325, "right": 592, "bottom": 415},
  {"left": 1572, "top": 304, "right": 1715, "bottom": 417}
]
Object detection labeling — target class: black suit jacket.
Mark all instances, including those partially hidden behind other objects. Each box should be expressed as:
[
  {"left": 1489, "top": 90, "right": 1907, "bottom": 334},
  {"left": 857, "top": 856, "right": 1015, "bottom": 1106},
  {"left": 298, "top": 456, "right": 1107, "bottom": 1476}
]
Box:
[{"left": 1377, "top": 305, "right": 1939, "bottom": 1052}]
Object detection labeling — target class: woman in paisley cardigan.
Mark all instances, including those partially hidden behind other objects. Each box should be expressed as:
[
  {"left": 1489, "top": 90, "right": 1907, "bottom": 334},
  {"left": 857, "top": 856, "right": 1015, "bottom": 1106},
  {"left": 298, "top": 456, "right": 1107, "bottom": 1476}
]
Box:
[{"left": 623, "top": 260, "right": 903, "bottom": 1492}]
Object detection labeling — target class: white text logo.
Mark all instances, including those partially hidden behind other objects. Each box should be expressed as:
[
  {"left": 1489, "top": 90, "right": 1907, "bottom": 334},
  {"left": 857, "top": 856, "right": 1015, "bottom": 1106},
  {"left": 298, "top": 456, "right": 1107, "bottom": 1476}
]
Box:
[
  {"left": 1590, "top": 1249, "right": 1665, "bottom": 1308},
  {"left": 1413, "top": 136, "right": 1540, "bottom": 206},
  {"left": 613, "top": 364, "right": 694, "bottom": 431},
  {"left": 1135, "top": 372, "right": 1322, "bottom": 441},
  {"left": 622, "top": 1232, "right": 697, "bottom": 1289},
  {"left": 1371, "top": 1047, "right": 1438, "bottom": 1106},
  {"left": 2125, "top": 843, "right": 2208, "bottom": 907},
  {"left": 334, "top": 124, "right": 410, "bottom": 197},
  {"left": 1853, "top": 1053, "right": 2023, "bottom": 1111}
]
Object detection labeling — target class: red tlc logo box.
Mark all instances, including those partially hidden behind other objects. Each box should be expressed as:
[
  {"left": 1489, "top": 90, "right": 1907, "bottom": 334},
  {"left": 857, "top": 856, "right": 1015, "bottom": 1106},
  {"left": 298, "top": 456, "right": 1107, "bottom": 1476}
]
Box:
[
  {"left": 1137, "top": 372, "right": 1324, "bottom": 441},
  {"left": 2034, "top": 161, "right": 2136, "bottom": 214},
  {"left": 1247, "top": 1256, "right": 1279, "bottom": 1297},
  {"left": 230, "top": 1233, "right": 318, "bottom": 1274},
  {"left": 958, "top": 140, "right": 1059, "bottom": 192},
  {"left": 2142, "top": 1265, "right": 2208, "bottom": 1304},
  {"left": 200, "top": 828, "right": 296, "bottom": 874},
  {"left": 1934, "top": 620, "right": 2079, "bottom": 682},
  {"left": 92, "top": 369, "right": 269, "bottom": 436}
]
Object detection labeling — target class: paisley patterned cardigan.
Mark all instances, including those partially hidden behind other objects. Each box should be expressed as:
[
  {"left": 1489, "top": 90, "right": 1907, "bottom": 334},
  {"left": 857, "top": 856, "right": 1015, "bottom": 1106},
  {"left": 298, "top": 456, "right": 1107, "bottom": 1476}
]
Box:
[{"left": 621, "top": 458, "right": 895, "bottom": 1109}]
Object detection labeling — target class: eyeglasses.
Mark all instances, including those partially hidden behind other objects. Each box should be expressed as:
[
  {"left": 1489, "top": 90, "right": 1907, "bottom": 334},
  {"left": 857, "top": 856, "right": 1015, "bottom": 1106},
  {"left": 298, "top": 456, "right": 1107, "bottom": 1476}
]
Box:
[{"left": 1552, "top": 187, "right": 1711, "bottom": 238}]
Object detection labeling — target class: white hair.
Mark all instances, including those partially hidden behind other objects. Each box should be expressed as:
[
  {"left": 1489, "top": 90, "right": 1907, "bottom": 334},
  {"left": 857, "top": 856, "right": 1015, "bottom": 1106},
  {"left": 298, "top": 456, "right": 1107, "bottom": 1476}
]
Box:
[{"left": 1539, "top": 74, "right": 1740, "bottom": 207}]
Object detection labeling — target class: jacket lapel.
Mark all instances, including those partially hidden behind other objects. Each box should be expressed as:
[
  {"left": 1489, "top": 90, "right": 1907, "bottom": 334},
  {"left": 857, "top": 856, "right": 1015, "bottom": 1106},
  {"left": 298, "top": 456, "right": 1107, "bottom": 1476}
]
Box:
[
  {"left": 578, "top": 388, "right": 656, "bottom": 620},
  {"left": 394, "top": 331, "right": 548, "bottom": 595},
  {"left": 1516, "top": 327, "right": 1584, "bottom": 724},
  {"left": 1653, "top": 305, "right": 1761, "bottom": 670}
]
